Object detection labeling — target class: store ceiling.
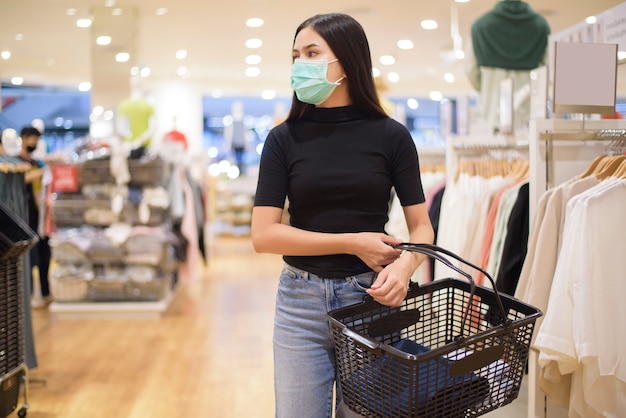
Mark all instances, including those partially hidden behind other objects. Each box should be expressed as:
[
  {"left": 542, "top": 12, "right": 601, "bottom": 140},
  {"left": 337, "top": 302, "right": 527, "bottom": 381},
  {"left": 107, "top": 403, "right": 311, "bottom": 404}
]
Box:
[{"left": 0, "top": 0, "right": 624, "bottom": 103}]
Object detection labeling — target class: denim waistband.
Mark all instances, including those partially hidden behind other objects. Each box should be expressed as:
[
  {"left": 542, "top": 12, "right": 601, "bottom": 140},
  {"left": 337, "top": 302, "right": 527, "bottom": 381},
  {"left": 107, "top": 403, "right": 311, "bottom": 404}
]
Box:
[{"left": 281, "top": 262, "right": 376, "bottom": 282}]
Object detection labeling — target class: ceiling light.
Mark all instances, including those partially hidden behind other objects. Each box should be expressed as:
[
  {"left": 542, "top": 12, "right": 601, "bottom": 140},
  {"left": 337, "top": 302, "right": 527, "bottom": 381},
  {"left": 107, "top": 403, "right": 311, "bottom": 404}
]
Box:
[
  {"left": 245, "top": 67, "right": 260, "bottom": 77},
  {"left": 429, "top": 91, "right": 443, "bottom": 101},
  {"left": 130, "top": 66, "right": 139, "bottom": 75},
  {"left": 454, "top": 0, "right": 470, "bottom": 3},
  {"left": 176, "top": 49, "right": 187, "bottom": 59},
  {"left": 92, "top": 106, "right": 104, "bottom": 116},
  {"left": 245, "top": 38, "right": 263, "bottom": 49},
  {"left": 211, "top": 89, "right": 223, "bottom": 98},
  {"left": 115, "top": 52, "right": 130, "bottom": 62},
  {"left": 140, "top": 67, "right": 151, "bottom": 77},
  {"left": 618, "top": 51, "right": 626, "bottom": 60},
  {"left": 407, "top": 98, "right": 419, "bottom": 110},
  {"left": 76, "top": 18, "right": 92, "bottom": 28},
  {"left": 104, "top": 0, "right": 116, "bottom": 6},
  {"left": 227, "top": 166, "right": 240, "bottom": 179},
  {"left": 397, "top": 40, "right": 414, "bottom": 50},
  {"left": 455, "top": 49, "right": 465, "bottom": 59},
  {"left": 78, "top": 82, "right": 92, "bottom": 91},
  {"left": 379, "top": 55, "right": 395, "bottom": 65},
  {"left": 444, "top": 73, "right": 455, "bottom": 83},
  {"left": 96, "top": 36, "right": 112, "bottom": 46},
  {"left": 246, "top": 18, "right": 264, "bottom": 28},
  {"left": 11, "top": 77, "right": 24, "bottom": 86},
  {"left": 207, "top": 147, "right": 219, "bottom": 159},
  {"left": 14, "top": 34, "right": 24, "bottom": 41},
  {"left": 246, "top": 54, "right": 261, "bottom": 65},
  {"left": 585, "top": 16, "right": 597, "bottom": 24},
  {"left": 261, "top": 90, "right": 276, "bottom": 100},
  {"left": 177, "top": 66, "right": 189, "bottom": 76},
  {"left": 420, "top": 20, "right": 438, "bottom": 30},
  {"left": 1, "top": 51, "right": 10, "bottom": 60},
  {"left": 372, "top": 67, "right": 381, "bottom": 77},
  {"left": 112, "top": 8, "right": 123, "bottom": 16},
  {"left": 387, "top": 72, "right": 400, "bottom": 83},
  {"left": 155, "top": 8, "right": 168, "bottom": 16},
  {"left": 66, "top": 8, "right": 77, "bottom": 16}
]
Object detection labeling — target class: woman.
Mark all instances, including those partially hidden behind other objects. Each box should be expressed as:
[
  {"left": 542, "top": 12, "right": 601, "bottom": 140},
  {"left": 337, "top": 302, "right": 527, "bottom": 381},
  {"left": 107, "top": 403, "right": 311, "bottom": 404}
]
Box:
[{"left": 251, "top": 13, "right": 434, "bottom": 418}]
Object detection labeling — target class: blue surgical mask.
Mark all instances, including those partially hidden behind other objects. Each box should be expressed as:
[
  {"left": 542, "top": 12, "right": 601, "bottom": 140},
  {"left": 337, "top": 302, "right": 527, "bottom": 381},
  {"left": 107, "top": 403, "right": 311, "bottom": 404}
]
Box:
[{"left": 290, "top": 58, "right": 344, "bottom": 105}]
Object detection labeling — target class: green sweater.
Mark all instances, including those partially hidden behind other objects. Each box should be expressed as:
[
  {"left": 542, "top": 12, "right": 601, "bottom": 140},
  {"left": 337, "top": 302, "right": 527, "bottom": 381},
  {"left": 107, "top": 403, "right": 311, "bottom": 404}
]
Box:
[{"left": 471, "top": 0, "right": 550, "bottom": 70}]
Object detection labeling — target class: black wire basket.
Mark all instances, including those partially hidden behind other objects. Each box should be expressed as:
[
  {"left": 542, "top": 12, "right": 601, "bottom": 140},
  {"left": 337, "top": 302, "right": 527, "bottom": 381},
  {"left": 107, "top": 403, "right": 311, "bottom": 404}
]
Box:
[{"left": 327, "top": 243, "right": 542, "bottom": 418}]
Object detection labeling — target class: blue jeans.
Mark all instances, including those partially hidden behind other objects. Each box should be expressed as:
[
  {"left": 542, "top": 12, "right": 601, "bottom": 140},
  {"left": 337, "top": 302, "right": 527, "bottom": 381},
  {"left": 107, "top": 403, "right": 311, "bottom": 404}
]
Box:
[{"left": 273, "top": 263, "right": 377, "bottom": 418}]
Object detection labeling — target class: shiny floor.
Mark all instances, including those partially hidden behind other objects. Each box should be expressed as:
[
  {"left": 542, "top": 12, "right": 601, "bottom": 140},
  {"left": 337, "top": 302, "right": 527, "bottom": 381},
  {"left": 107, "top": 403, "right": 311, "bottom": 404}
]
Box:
[{"left": 15, "top": 235, "right": 528, "bottom": 417}]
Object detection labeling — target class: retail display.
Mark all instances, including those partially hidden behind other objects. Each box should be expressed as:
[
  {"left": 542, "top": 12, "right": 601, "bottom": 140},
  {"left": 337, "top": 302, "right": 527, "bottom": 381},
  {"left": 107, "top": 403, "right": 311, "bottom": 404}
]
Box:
[
  {"left": 212, "top": 176, "right": 255, "bottom": 236},
  {"left": 522, "top": 121, "right": 626, "bottom": 418},
  {"left": 48, "top": 147, "right": 179, "bottom": 306}
]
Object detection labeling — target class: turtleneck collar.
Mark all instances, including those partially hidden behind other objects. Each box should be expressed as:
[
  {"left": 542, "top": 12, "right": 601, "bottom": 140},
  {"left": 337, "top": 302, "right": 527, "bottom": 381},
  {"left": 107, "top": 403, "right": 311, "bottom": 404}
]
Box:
[{"left": 302, "top": 106, "right": 365, "bottom": 123}]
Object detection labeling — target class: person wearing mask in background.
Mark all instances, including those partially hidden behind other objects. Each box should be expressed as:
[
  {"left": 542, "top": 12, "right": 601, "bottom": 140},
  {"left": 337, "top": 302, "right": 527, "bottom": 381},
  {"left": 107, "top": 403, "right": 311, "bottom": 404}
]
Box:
[
  {"left": 251, "top": 13, "right": 434, "bottom": 418},
  {"left": 19, "top": 126, "right": 52, "bottom": 307}
]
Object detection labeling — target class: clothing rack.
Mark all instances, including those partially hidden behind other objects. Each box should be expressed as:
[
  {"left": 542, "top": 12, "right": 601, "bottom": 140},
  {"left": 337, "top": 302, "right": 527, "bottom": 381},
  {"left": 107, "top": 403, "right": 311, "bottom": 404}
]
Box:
[
  {"left": 0, "top": 156, "right": 31, "bottom": 174},
  {"left": 538, "top": 128, "right": 626, "bottom": 188},
  {"left": 528, "top": 119, "right": 626, "bottom": 219},
  {"left": 527, "top": 118, "right": 626, "bottom": 418},
  {"left": 446, "top": 136, "right": 529, "bottom": 186},
  {"left": 416, "top": 146, "right": 446, "bottom": 174}
]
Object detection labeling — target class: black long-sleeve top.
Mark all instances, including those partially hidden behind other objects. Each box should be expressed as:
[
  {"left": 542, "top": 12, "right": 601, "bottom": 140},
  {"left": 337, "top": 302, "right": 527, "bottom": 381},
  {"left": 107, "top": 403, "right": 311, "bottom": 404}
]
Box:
[{"left": 254, "top": 106, "right": 425, "bottom": 277}]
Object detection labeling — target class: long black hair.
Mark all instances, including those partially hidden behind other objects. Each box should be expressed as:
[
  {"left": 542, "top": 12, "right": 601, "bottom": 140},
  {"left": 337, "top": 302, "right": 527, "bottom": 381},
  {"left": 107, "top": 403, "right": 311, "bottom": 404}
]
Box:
[{"left": 286, "top": 13, "right": 387, "bottom": 121}]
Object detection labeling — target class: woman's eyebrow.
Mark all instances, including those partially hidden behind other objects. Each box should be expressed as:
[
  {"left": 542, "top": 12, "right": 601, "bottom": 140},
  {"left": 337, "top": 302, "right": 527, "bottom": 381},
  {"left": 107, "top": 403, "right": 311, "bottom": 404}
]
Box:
[{"left": 293, "top": 43, "right": 321, "bottom": 53}]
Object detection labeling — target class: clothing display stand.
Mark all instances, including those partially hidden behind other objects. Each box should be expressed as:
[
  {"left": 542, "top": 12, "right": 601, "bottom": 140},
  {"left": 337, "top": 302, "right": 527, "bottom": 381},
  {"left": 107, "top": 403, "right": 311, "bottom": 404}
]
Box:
[
  {"left": 46, "top": 155, "right": 180, "bottom": 320},
  {"left": 445, "top": 134, "right": 529, "bottom": 188},
  {"left": 526, "top": 118, "right": 626, "bottom": 418}
]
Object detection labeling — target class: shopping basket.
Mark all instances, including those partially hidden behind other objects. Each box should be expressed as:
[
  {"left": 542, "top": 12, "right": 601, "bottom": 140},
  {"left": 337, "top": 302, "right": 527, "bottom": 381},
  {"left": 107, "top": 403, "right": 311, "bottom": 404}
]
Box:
[{"left": 327, "top": 243, "right": 542, "bottom": 418}]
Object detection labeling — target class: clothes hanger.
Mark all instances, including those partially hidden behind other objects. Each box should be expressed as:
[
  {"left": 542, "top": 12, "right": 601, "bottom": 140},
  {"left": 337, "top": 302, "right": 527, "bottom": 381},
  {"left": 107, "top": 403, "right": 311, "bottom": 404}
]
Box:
[
  {"left": 580, "top": 154, "right": 607, "bottom": 178},
  {"left": 516, "top": 159, "right": 530, "bottom": 181},
  {"left": 613, "top": 158, "right": 626, "bottom": 179},
  {"left": 596, "top": 155, "right": 626, "bottom": 180}
]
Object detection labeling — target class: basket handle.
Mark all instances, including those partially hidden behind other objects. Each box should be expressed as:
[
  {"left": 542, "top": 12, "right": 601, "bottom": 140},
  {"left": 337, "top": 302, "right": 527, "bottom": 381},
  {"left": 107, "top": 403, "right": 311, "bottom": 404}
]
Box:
[{"left": 390, "top": 243, "right": 510, "bottom": 329}]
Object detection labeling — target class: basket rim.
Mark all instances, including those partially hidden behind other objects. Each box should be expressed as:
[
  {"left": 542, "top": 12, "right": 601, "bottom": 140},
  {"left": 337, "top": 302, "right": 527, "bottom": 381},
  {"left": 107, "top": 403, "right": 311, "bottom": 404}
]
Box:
[{"left": 327, "top": 278, "right": 542, "bottom": 363}]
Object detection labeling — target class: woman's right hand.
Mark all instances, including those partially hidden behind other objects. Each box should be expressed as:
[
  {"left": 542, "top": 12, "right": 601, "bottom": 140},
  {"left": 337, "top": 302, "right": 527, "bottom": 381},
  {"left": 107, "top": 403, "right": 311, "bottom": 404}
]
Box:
[{"left": 351, "top": 232, "right": 403, "bottom": 272}]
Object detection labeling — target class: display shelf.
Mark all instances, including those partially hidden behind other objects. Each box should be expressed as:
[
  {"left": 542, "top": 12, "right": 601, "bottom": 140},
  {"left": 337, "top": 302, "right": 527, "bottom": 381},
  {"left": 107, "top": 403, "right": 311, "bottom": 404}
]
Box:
[
  {"left": 48, "top": 288, "right": 174, "bottom": 320},
  {"left": 48, "top": 154, "right": 181, "bottom": 317}
]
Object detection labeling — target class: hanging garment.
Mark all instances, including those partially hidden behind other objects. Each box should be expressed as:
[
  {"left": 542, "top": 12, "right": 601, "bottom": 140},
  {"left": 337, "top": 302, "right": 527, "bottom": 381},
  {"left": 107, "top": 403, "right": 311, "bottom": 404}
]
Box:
[
  {"left": 533, "top": 179, "right": 626, "bottom": 417},
  {"left": 514, "top": 175, "right": 600, "bottom": 345}
]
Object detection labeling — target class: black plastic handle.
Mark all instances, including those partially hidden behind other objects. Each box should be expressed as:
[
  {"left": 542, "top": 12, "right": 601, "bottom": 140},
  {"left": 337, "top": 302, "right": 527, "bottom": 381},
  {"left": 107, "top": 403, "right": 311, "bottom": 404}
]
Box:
[{"left": 391, "top": 243, "right": 510, "bottom": 329}]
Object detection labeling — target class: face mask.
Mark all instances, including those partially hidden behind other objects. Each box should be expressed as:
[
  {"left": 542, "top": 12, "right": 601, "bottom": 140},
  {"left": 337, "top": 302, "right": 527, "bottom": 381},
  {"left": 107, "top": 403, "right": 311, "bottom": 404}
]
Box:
[{"left": 291, "top": 59, "right": 344, "bottom": 105}]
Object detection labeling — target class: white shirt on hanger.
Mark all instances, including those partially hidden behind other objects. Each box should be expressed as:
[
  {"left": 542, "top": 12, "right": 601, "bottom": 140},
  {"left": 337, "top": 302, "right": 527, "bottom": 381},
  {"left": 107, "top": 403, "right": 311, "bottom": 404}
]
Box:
[{"left": 534, "top": 178, "right": 626, "bottom": 417}]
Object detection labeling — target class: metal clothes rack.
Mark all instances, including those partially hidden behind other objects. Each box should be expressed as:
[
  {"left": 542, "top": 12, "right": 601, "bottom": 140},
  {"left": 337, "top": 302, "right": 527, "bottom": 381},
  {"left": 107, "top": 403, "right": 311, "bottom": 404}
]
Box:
[
  {"left": 527, "top": 119, "right": 626, "bottom": 418},
  {"left": 538, "top": 128, "right": 626, "bottom": 189},
  {"left": 446, "top": 136, "right": 530, "bottom": 185}
]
